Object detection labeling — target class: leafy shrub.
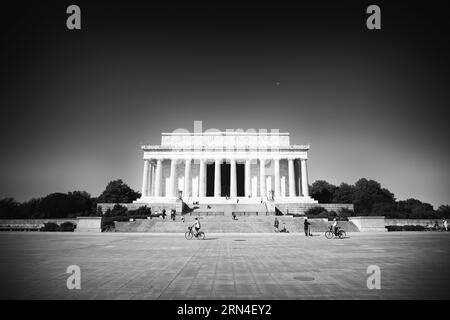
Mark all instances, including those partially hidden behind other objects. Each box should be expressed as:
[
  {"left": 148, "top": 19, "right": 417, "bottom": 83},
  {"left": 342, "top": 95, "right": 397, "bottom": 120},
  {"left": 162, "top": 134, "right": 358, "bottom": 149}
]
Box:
[
  {"left": 328, "top": 210, "right": 338, "bottom": 217},
  {"left": 103, "top": 205, "right": 128, "bottom": 217},
  {"left": 111, "top": 204, "right": 128, "bottom": 216},
  {"left": 317, "top": 211, "right": 331, "bottom": 218},
  {"left": 129, "top": 206, "right": 152, "bottom": 216},
  {"left": 386, "top": 225, "right": 403, "bottom": 232},
  {"left": 338, "top": 207, "right": 354, "bottom": 216},
  {"left": 39, "top": 221, "right": 76, "bottom": 232},
  {"left": 101, "top": 215, "right": 151, "bottom": 231},
  {"left": 386, "top": 225, "right": 426, "bottom": 232},
  {"left": 59, "top": 221, "right": 76, "bottom": 232},
  {"left": 101, "top": 218, "right": 115, "bottom": 231},
  {"left": 305, "top": 206, "right": 327, "bottom": 216},
  {"left": 40, "top": 222, "right": 60, "bottom": 232},
  {"left": 403, "top": 225, "right": 426, "bottom": 231}
]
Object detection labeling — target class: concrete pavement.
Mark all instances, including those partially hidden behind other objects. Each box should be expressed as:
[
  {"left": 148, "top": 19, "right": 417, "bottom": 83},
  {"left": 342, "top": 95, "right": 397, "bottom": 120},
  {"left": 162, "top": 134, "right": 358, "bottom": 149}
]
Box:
[{"left": 0, "top": 232, "right": 449, "bottom": 299}]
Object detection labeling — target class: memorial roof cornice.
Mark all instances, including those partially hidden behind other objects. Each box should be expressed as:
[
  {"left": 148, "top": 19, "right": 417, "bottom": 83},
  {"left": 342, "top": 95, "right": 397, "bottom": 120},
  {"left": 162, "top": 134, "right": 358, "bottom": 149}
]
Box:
[{"left": 141, "top": 145, "right": 310, "bottom": 151}]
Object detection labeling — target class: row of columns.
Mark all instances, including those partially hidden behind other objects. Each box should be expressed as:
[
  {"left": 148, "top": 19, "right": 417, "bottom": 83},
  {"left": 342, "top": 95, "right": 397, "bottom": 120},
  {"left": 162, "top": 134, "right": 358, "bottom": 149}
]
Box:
[{"left": 141, "top": 158, "right": 309, "bottom": 198}]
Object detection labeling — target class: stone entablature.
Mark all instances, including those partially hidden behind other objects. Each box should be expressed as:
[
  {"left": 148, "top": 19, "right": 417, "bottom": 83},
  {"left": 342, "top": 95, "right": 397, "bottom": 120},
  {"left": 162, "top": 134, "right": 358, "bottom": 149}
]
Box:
[
  {"left": 160, "top": 132, "right": 293, "bottom": 148},
  {"left": 141, "top": 150, "right": 308, "bottom": 161}
]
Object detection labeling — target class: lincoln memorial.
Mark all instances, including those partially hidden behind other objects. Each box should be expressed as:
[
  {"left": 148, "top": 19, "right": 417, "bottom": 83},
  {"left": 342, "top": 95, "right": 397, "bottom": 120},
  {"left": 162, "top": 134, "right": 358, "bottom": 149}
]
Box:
[{"left": 134, "top": 130, "right": 318, "bottom": 209}]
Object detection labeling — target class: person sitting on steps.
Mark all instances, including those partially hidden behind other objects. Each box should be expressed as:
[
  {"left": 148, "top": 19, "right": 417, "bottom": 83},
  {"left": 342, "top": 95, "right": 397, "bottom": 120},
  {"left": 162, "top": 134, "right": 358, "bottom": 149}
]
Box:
[{"left": 274, "top": 217, "right": 279, "bottom": 232}]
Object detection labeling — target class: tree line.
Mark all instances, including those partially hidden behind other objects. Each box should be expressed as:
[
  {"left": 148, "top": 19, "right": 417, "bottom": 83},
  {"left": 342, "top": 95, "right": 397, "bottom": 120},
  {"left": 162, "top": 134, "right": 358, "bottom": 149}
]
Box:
[
  {"left": 310, "top": 178, "right": 449, "bottom": 219},
  {"left": 0, "top": 178, "right": 448, "bottom": 219},
  {"left": 0, "top": 180, "right": 139, "bottom": 219}
]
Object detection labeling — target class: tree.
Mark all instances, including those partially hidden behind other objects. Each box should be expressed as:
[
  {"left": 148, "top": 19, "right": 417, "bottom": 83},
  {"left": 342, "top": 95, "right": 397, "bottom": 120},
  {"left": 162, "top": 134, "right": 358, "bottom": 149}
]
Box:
[
  {"left": 104, "top": 204, "right": 128, "bottom": 217},
  {"left": 332, "top": 183, "right": 355, "bottom": 204},
  {"left": 353, "top": 178, "right": 395, "bottom": 214},
  {"left": 371, "top": 202, "right": 398, "bottom": 217},
  {"left": 97, "top": 179, "right": 140, "bottom": 204},
  {"left": 0, "top": 198, "right": 20, "bottom": 218},
  {"left": 32, "top": 193, "right": 72, "bottom": 218},
  {"left": 310, "top": 180, "right": 336, "bottom": 203},
  {"left": 17, "top": 198, "right": 41, "bottom": 219},
  {"left": 396, "top": 199, "right": 435, "bottom": 219},
  {"left": 131, "top": 206, "right": 152, "bottom": 216},
  {"left": 436, "top": 205, "right": 450, "bottom": 219},
  {"left": 66, "top": 191, "right": 96, "bottom": 216}
]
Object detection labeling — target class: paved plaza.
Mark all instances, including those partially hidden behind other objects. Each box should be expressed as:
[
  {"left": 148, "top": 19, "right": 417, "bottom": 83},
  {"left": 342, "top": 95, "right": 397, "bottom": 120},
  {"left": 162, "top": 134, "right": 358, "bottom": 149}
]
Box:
[{"left": 0, "top": 232, "right": 449, "bottom": 299}]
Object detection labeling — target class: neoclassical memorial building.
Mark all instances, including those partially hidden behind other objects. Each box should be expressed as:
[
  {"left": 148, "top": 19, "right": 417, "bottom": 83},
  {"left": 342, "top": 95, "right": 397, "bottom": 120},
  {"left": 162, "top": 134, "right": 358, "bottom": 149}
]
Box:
[{"left": 134, "top": 130, "right": 319, "bottom": 214}]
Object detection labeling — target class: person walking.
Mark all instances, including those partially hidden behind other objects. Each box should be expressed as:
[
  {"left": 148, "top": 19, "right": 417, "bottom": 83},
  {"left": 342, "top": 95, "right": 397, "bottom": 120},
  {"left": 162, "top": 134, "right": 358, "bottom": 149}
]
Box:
[
  {"left": 443, "top": 218, "right": 448, "bottom": 231},
  {"left": 304, "top": 218, "right": 311, "bottom": 236}
]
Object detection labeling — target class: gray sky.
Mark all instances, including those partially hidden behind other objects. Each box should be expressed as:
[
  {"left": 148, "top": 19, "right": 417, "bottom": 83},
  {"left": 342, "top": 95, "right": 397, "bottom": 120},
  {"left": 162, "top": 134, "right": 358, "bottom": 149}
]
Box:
[{"left": 1, "top": 2, "right": 449, "bottom": 207}]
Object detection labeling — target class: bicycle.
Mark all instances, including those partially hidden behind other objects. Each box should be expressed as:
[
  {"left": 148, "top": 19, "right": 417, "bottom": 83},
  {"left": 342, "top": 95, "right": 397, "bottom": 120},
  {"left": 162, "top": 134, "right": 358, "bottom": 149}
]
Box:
[
  {"left": 185, "top": 226, "right": 205, "bottom": 240},
  {"left": 325, "top": 226, "right": 346, "bottom": 239}
]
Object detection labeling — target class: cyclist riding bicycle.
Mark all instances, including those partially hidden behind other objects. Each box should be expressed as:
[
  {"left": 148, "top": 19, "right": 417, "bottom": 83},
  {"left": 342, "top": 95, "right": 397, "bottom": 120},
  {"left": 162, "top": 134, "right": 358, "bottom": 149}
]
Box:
[
  {"left": 190, "top": 218, "right": 201, "bottom": 236},
  {"left": 332, "top": 218, "right": 338, "bottom": 235}
]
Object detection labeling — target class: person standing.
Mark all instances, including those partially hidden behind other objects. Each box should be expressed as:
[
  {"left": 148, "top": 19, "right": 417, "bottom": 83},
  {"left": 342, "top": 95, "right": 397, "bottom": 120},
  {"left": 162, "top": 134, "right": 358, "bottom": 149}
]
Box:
[
  {"left": 304, "top": 218, "right": 311, "bottom": 236},
  {"left": 443, "top": 218, "right": 448, "bottom": 231}
]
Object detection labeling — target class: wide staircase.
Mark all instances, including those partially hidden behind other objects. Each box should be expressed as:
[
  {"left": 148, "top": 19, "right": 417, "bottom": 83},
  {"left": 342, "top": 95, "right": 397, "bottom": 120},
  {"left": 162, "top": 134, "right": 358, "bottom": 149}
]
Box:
[{"left": 114, "top": 215, "right": 360, "bottom": 233}]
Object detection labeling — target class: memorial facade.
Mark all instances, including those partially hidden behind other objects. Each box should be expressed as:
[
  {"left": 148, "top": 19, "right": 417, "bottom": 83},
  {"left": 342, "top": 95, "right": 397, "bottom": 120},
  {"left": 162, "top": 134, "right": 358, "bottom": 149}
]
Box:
[{"left": 134, "top": 130, "right": 318, "bottom": 207}]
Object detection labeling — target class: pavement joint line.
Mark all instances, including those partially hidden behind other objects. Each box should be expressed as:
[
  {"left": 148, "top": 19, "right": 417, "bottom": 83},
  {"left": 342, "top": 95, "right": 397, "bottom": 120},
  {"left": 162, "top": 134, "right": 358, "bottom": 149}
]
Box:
[{"left": 155, "top": 241, "right": 204, "bottom": 300}]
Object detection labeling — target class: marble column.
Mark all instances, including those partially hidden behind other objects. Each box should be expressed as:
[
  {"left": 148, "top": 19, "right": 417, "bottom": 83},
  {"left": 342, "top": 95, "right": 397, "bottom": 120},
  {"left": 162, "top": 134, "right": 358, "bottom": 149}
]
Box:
[
  {"left": 296, "top": 159, "right": 302, "bottom": 197},
  {"left": 148, "top": 162, "right": 153, "bottom": 197},
  {"left": 244, "top": 159, "right": 251, "bottom": 197},
  {"left": 169, "top": 159, "right": 177, "bottom": 197},
  {"left": 259, "top": 159, "right": 266, "bottom": 198},
  {"left": 288, "top": 158, "right": 296, "bottom": 197},
  {"left": 301, "top": 159, "right": 309, "bottom": 197},
  {"left": 230, "top": 159, "right": 237, "bottom": 197},
  {"left": 141, "top": 160, "right": 150, "bottom": 197},
  {"left": 199, "top": 159, "right": 206, "bottom": 197},
  {"left": 214, "top": 159, "right": 221, "bottom": 197},
  {"left": 154, "top": 159, "right": 163, "bottom": 197},
  {"left": 150, "top": 163, "right": 155, "bottom": 197},
  {"left": 274, "top": 158, "right": 280, "bottom": 198},
  {"left": 184, "top": 158, "right": 191, "bottom": 197}
]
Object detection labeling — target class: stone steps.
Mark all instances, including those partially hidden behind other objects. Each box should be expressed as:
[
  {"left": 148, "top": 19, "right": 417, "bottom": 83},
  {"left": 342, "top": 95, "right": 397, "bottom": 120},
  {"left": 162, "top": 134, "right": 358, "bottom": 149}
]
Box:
[
  {"left": 114, "top": 215, "right": 360, "bottom": 233},
  {"left": 114, "top": 216, "right": 320, "bottom": 233}
]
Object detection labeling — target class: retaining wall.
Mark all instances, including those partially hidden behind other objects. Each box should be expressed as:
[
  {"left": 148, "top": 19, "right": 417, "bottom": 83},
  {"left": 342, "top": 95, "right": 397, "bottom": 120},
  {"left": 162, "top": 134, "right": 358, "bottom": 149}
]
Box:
[{"left": 349, "top": 216, "right": 386, "bottom": 232}]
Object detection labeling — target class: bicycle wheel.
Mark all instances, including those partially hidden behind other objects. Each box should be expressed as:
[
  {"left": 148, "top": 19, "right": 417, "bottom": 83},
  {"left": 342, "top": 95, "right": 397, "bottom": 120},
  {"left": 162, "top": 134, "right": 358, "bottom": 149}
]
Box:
[
  {"left": 325, "top": 231, "right": 333, "bottom": 239},
  {"left": 185, "top": 231, "right": 193, "bottom": 240},
  {"left": 338, "top": 230, "right": 346, "bottom": 239},
  {"left": 197, "top": 232, "right": 205, "bottom": 240}
]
